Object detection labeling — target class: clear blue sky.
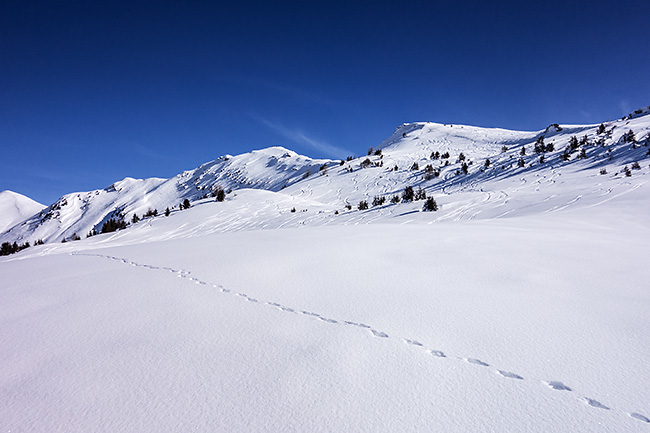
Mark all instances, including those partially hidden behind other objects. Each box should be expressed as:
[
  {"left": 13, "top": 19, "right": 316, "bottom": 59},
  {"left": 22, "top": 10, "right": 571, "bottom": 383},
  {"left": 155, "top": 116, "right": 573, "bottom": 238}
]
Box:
[{"left": 2, "top": 0, "right": 649, "bottom": 204}]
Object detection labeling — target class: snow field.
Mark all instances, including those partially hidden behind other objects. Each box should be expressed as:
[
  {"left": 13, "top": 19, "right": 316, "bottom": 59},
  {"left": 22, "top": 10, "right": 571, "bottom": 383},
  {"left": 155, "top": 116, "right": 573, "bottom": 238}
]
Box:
[{"left": 2, "top": 206, "right": 649, "bottom": 431}]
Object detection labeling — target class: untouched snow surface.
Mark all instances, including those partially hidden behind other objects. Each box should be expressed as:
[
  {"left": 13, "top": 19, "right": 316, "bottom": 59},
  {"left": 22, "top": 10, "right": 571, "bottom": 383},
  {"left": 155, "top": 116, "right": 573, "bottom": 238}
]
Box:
[
  {"left": 0, "top": 191, "right": 44, "bottom": 233},
  {"left": 2, "top": 109, "right": 650, "bottom": 432}
]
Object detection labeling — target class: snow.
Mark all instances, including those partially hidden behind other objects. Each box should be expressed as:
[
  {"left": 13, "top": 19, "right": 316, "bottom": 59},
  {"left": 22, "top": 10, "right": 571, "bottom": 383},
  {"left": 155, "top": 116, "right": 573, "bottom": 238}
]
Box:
[
  {"left": 1, "top": 108, "right": 650, "bottom": 431},
  {"left": 0, "top": 190, "right": 45, "bottom": 233}
]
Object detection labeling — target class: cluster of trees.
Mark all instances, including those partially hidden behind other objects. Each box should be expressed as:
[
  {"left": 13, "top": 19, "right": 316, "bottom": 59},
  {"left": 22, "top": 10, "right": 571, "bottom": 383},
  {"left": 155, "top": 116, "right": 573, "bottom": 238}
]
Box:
[
  {"left": 101, "top": 218, "right": 127, "bottom": 234},
  {"left": 355, "top": 186, "right": 431, "bottom": 212},
  {"left": 534, "top": 136, "right": 555, "bottom": 154},
  {"left": 360, "top": 158, "right": 383, "bottom": 169},
  {"left": 1, "top": 241, "right": 31, "bottom": 256},
  {"left": 430, "top": 151, "right": 450, "bottom": 160},
  {"left": 622, "top": 129, "right": 636, "bottom": 144}
]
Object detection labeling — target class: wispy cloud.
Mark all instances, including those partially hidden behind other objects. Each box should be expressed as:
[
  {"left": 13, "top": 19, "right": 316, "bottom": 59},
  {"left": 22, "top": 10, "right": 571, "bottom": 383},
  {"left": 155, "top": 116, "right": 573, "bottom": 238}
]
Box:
[
  {"left": 253, "top": 116, "right": 352, "bottom": 158},
  {"left": 619, "top": 100, "right": 631, "bottom": 117}
]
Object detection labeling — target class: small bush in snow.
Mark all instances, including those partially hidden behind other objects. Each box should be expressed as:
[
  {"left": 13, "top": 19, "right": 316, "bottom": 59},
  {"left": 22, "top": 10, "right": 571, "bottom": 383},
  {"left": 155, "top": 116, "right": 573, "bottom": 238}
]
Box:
[
  {"left": 600, "top": 168, "right": 607, "bottom": 175},
  {"left": 391, "top": 194, "right": 400, "bottom": 204},
  {"left": 358, "top": 200, "right": 368, "bottom": 210},
  {"left": 372, "top": 196, "right": 386, "bottom": 206},
  {"left": 422, "top": 197, "right": 438, "bottom": 212},
  {"left": 214, "top": 187, "right": 226, "bottom": 202},
  {"left": 415, "top": 187, "right": 426, "bottom": 201},
  {"left": 631, "top": 161, "right": 641, "bottom": 170},
  {"left": 402, "top": 186, "right": 415, "bottom": 202}
]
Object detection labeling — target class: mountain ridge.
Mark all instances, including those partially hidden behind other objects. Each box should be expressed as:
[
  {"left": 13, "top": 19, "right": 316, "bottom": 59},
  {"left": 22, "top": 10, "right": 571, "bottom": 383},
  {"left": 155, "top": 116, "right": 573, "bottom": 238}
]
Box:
[{"left": 2, "top": 107, "right": 649, "bottom": 246}]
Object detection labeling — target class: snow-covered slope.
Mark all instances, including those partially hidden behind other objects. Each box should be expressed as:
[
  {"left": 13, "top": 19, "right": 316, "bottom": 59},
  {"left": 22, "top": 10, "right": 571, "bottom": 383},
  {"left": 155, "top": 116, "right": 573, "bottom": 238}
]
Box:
[
  {"left": 3, "top": 108, "right": 649, "bottom": 245},
  {"left": 0, "top": 147, "right": 331, "bottom": 243},
  {"left": 0, "top": 190, "right": 45, "bottom": 233},
  {"left": 2, "top": 185, "right": 650, "bottom": 432},
  {"left": 2, "top": 107, "right": 650, "bottom": 432}
]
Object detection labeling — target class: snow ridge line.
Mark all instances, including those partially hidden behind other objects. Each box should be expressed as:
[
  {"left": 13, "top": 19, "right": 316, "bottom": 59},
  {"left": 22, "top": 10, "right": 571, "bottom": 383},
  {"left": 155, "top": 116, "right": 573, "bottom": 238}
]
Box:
[{"left": 73, "top": 251, "right": 650, "bottom": 426}]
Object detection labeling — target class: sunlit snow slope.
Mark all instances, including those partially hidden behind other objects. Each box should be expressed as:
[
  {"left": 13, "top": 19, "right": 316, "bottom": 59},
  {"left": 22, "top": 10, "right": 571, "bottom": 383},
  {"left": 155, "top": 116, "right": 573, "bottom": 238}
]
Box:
[
  {"left": 1, "top": 107, "right": 650, "bottom": 432},
  {"left": 0, "top": 190, "right": 45, "bottom": 233}
]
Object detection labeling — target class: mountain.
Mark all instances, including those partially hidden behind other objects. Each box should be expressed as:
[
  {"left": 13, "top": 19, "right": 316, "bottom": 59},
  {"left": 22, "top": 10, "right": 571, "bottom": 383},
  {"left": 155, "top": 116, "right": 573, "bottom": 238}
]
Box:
[
  {"left": 2, "top": 107, "right": 650, "bottom": 432},
  {"left": 0, "top": 147, "right": 330, "bottom": 243},
  {"left": 1, "top": 107, "right": 649, "bottom": 245},
  {"left": 0, "top": 190, "right": 45, "bottom": 233}
]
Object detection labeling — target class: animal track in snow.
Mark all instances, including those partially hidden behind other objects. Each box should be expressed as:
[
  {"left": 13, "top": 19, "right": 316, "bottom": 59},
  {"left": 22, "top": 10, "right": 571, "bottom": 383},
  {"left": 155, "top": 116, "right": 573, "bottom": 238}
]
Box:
[
  {"left": 630, "top": 413, "right": 650, "bottom": 423},
  {"left": 545, "top": 381, "right": 572, "bottom": 391},
  {"left": 582, "top": 398, "right": 609, "bottom": 410},
  {"left": 498, "top": 370, "right": 523, "bottom": 380},
  {"left": 466, "top": 358, "right": 489, "bottom": 367},
  {"left": 73, "top": 252, "right": 646, "bottom": 426}
]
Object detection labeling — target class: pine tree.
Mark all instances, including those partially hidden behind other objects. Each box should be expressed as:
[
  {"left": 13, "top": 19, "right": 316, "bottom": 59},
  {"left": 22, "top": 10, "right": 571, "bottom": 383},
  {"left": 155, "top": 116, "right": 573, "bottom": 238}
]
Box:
[
  {"left": 415, "top": 187, "right": 427, "bottom": 201},
  {"left": 182, "top": 198, "right": 191, "bottom": 209},
  {"left": 358, "top": 200, "right": 368, "bottom": 210},
  {"left": 165, "top": 207, "right": 171, "bottom": 217},
  {"left": 402, "top": 186, "right": 415, "bottom": 202},
  {"left": 422, "top": 197, "right": 438, "bottom": 212}
]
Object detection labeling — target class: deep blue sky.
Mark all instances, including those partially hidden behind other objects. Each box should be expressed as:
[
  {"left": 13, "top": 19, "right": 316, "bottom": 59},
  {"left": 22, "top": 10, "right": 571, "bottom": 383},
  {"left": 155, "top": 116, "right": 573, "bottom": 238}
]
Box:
[{"left": 2, "top": 0, "right": 649, "bottom": 204}]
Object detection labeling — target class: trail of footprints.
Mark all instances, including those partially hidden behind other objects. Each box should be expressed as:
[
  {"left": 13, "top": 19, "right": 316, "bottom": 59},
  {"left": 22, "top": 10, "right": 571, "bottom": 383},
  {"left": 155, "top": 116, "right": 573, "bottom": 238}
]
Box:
[{"left": 75, "top": 252, "right": 649, "bottom": 426}]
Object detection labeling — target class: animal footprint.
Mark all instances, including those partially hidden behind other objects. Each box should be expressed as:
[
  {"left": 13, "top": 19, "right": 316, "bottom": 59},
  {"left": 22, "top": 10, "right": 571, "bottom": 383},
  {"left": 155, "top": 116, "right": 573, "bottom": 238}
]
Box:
[
  {"left": 430, "top": 350, "right": 446, "bottom": 358},
  {"left": 498, "top": 370, "right": 523, "bottom": 380},
  {"left": 582, "top": 398, "right": 609, "bottom": 410},
  {"left": 546, "top": 381, "right": 572, "bottom": 391},
  {"left": 404, "top": 339, "right": 423, "bottom": 347},
  {"left": 371, "top": 330, "right": 389, "bottom": 338},
  {"left": 466, "top": 358, "right": 489, "bottom": 367},
  {"left": 630, "top": 413, "right": 650, "bottom": 423},
  {"left": 319, "top": 317, "right": 337, "bottom": 324}
]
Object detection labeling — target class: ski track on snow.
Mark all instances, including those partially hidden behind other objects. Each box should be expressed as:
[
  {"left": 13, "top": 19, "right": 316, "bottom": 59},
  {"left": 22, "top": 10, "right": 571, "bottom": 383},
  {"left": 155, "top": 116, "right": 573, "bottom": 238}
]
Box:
[{"left": 73, "top": 251, "right": 650, "bottom": 426}]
